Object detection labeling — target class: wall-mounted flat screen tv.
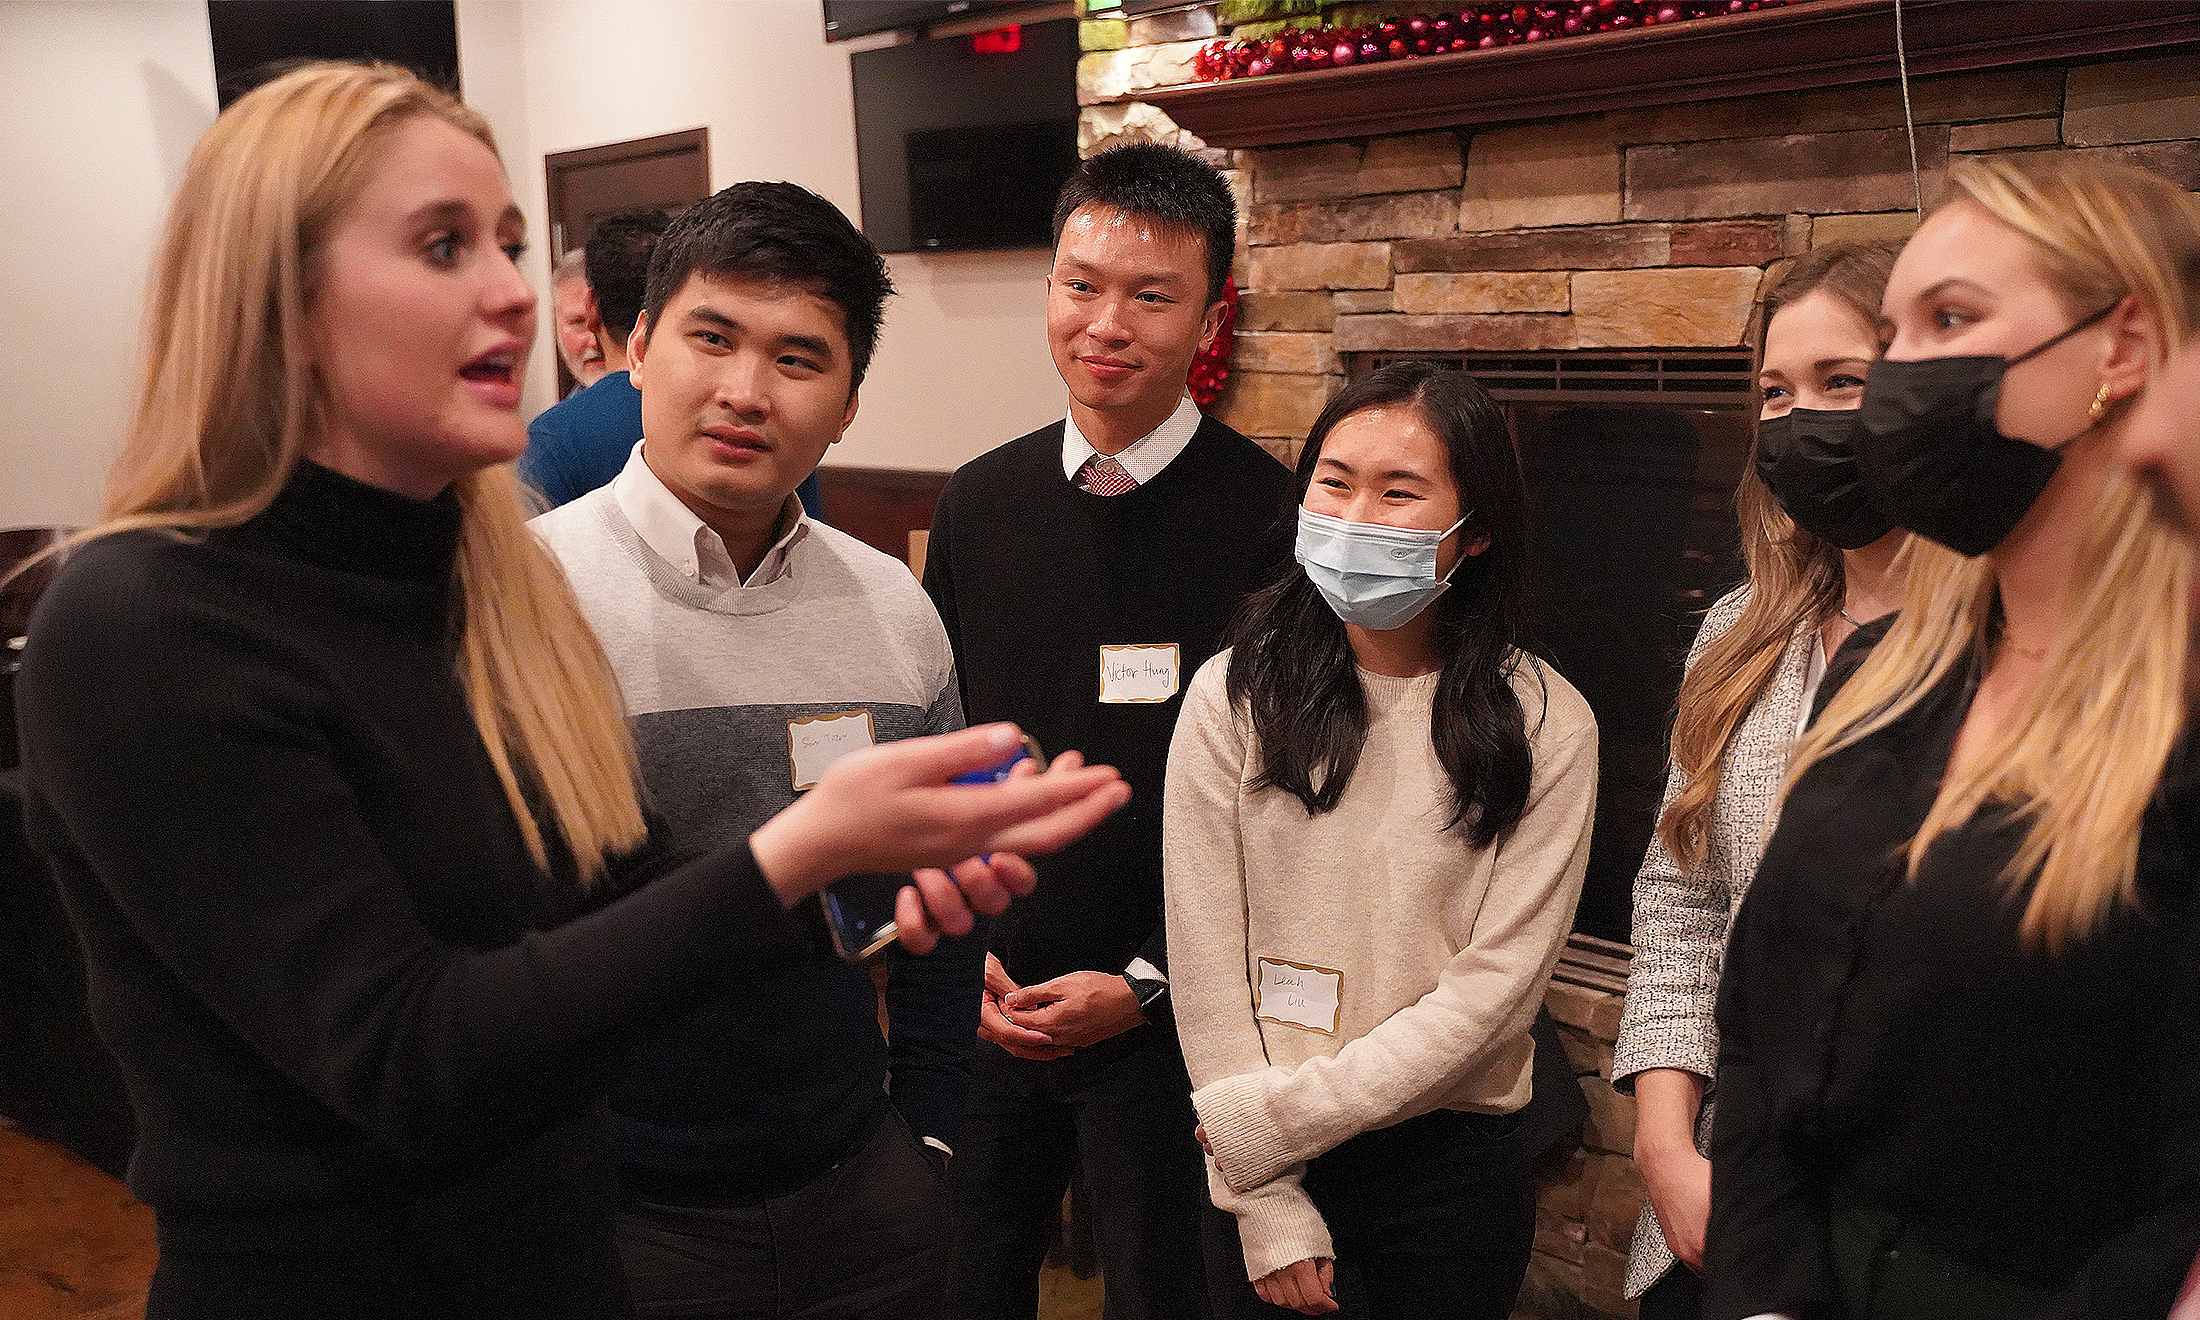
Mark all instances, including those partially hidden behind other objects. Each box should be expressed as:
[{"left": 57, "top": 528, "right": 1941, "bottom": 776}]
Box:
[
  {"left": 850, "top": 18, "right": 1079, "bottom": 254},
  {"left": 823, "top": 0, "right": 1036, "bottom": 42},
  {"left": 208, "top": 0, "right": 459, "bottom": 107}
]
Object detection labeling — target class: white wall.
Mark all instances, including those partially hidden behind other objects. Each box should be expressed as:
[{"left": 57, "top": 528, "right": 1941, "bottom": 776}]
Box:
[
  {"left": 0, "top": 1, "right": 216, "bottom": 528},
  {"left": 463, "top": 0, "right": 1060, "bottom": 473},
  {"left": 0, "top": 0, "right": 1051, "bottom": 530}
]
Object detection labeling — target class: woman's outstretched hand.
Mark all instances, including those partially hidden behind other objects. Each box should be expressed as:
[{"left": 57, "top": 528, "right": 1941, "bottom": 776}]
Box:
[
  {"left": 749, "top": 724, "right": 1128, "bottom": 924},
  {"left": 894, "top": 855, "right": 1032, "bottom": 955}
]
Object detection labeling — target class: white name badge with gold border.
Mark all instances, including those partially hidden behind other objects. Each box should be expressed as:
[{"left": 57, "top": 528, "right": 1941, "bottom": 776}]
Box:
[
  {"left": 1255, "top": 957, "right": 1343, "bottom": 1035},
  {"left": 1098, "top": 643, "right": 1180, "bottom": 704},
  {"left": 788, "top": 710, "right": 877, "bottom": 791}
]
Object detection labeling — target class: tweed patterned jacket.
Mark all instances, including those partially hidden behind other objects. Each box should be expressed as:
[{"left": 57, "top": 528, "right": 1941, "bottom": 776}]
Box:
[{"left": 1610, "top": 587, "right": 1820, "bottom": 1300}]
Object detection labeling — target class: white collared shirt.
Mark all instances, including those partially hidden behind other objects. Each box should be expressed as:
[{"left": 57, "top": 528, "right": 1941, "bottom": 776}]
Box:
[
  {"left": 610, "top": 441, "right": 810, "bottom": 590},
  {"left": 1060, "top": 394, "right": 1203, "bottom": 488}
]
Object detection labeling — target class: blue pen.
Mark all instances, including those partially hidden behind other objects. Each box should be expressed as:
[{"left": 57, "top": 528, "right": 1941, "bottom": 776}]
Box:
[{"left": 951, "top": 736, "right": 1048, "bottom": 868}]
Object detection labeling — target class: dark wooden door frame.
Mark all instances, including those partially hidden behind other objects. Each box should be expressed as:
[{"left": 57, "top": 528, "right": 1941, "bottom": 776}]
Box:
[
  {"left": 544, "top": 127, "right": 711, "bottom": 394},
  {"left": 545, "top": 126, "right": 710, "bottom": 254}
]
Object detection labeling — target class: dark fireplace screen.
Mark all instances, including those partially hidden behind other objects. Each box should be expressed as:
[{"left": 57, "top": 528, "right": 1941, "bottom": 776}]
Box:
[{"left": 1354, "top": 351, "right": 1756, "bottom": 945}]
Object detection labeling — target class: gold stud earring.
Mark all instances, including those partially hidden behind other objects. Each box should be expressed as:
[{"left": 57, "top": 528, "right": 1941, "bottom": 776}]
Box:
[{"left": 2089, "top": 382, "right": 2113, "bottom": 422}]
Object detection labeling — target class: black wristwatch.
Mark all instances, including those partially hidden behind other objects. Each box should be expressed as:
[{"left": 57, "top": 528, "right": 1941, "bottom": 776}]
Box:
[{"left": 1122, "top": 971, "right": 1170, "bottom": 1024}]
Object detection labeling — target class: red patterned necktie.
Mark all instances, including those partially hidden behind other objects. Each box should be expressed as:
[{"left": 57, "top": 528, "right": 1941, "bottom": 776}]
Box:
[{"left": 1080, "top": 454, "right": 1137, "bottom": 497}]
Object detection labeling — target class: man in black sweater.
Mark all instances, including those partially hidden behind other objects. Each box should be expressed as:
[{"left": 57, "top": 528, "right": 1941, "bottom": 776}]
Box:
[{"left": 924, "top": 143, "right": 1294, "bottom": 1319}]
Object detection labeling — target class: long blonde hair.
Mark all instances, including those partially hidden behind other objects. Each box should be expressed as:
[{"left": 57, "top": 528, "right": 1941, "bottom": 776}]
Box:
[
  {"left": 89, "top": 62, "right": 644, "bottom": 883},
  {"left": 1656, "top": 242, "right": 1899, "bottom": 870},
  {"left": 1789, "top": 155, "right": 2200, "bottom": 952}
]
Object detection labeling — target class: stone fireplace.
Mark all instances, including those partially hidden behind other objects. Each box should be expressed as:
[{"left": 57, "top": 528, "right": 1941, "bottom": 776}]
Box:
[{"left": 1072, "top": 3, "right": 2199, "bottom": 1314}]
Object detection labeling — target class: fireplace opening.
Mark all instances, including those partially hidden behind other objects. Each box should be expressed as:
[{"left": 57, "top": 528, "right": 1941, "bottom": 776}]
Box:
[{"left": 1352, "top": 350, "right": 1757, "bottom": 945}]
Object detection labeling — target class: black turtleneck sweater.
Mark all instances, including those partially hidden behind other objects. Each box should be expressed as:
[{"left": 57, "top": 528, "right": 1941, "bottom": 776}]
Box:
[
  {"left": 12, "top": 463, "right": 804, "bottom": 1317},
  {"left": 923, "top": 417, "right": 1294, "bottom": 990}
]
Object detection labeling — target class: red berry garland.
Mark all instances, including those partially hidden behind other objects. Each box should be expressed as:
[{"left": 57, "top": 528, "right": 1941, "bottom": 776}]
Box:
[
  {"left": 1188, "top": 277, "right": 1240, "bottom": 410},
  {"left": 1192, "top": 0, "right": 1793, "bottom": 82}
]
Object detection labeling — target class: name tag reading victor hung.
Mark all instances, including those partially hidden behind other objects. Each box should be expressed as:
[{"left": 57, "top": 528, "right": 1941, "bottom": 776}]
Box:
[
  {"left": 1255, "top": 958, "right": 1343, "bottom": 1035},
  {"left": 1098, "top": 643, "right": 1180, "bottom": 704},
  {"left": 788, "top": 710, "right": 877, "bottom": 791}
]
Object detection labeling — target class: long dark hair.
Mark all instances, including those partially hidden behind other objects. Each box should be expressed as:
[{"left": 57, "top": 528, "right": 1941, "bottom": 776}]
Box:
[{"left": 1225, "top": 361, "right": 1537, "bottom": 847}]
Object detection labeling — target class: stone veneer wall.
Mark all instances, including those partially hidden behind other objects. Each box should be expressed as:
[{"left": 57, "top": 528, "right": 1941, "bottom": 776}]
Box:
[
  {"left": 1538, "top": 977, "right": 1640, "bottom": 1320},
  {"left": 1074, "top": 16, "right": 2198, "bottom": 1320},
  {"left": 1077, "top": 22, "right": 2199, "bottom": 469}
]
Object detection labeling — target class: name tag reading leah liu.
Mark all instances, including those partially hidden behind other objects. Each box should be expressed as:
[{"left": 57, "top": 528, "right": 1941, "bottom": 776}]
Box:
[
  {"left": 1098, "top": 643, "right": 1180, "bottom": 704},
  {"left": 1255, "top": 957, "right": 1342, "bottom": 1035},
  {"left": 788, "top": 710, "right": 877, "bottom": 791}
]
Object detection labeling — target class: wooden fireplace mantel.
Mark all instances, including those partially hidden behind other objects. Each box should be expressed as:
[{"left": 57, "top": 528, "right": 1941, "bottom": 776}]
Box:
[{"left": 1138, "top": 0, "right": 2200, "bottom": 148}]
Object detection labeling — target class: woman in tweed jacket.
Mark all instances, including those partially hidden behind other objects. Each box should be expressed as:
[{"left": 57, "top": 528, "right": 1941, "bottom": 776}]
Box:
[{"left": 1610, "top": 244, "right": 1906, "bottom": 1318}]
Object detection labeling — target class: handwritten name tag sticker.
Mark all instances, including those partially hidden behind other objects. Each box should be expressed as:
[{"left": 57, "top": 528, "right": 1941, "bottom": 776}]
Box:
[
  {"left": 1254, "top": 957, "right": 1343, "bottom": 1035},
  {"left": 788, "top": 710, "right": 877, "bottom": 791},
  {"left": 1098, "top": 643, "right": 1180, "bottom": 704}
]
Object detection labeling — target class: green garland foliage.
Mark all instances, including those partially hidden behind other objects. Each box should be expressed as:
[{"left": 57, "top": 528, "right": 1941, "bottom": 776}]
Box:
[
  {"left": 1227, "top": 18, "right": 1298, "bottom": 41},
  {"left": 1327, "top": 1, "right": 1423, "bottom": 29},
  {"left": 1217, "top": 0, "right": 1321, "bottom": 25},
  {"left": 1078, "top": 17, "right": 1129, "bottom": 49}
]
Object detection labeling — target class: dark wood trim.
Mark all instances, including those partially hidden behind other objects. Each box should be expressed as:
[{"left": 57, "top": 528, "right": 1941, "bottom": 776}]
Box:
[
  {"left": 1554, "top": 934, "right": 1633, "bottom": 995},
  {"left": 819, "top": 466, "right": 956, "bottom": 495},
  {"left": 543, "top": 127, "right": 709, "bottom": 255},
  {"left": 1, "top": 528, "right": 66, "bottom": 771},
  {"left": 543, "top": 125, "right": 711, "bottom": 177},
  {"left": 813, "top": 465, "right": 951, "bottom": 567},
  {"left": 542, "top": 127, "right": 709, "bottom": 394},
  {"left": 1140, "top": 0, "right": 2200, "bottom": 148}
]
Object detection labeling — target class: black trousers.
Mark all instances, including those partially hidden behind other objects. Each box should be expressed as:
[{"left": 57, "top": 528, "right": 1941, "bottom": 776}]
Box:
[
  {"left": 1826, "top": 1191, "right": 2052, "bottom": 1320},
  {"left": 948, "top": 1028, "right": 1213, "bottom": 1320},
  {"left": 616, "top": 1109, "right": 954, "bottom": 1320},
  {"left": 1202, "top": 1108, "right": 1537, "bottom": 1320}
]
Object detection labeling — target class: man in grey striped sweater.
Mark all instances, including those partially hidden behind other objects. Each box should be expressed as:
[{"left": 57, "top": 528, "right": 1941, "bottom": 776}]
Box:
[{"left": 532, "top": 181, "right": 980, "bottom": 1320}]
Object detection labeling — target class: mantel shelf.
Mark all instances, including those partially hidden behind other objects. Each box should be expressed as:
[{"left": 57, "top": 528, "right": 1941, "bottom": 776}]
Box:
[{"left": 1137, "top": 0, "right": 2200, "bottom": 149}]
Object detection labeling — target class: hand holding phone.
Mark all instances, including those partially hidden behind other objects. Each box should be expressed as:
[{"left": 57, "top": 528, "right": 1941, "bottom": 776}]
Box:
[{"left": 820, "top": 738, "right": 1050, "bottom": 960}]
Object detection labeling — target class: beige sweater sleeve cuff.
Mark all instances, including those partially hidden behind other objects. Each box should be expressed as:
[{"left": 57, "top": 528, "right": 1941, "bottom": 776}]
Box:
[
  {"left": 1194, "top": 1069, "right": 1303, "bottom": 1194},
  {"left": 1207, "top": 1155, "right": 1333, "bottom": 1282}
]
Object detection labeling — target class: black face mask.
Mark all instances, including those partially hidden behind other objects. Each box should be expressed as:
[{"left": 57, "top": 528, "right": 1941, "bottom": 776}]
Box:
[
  {"left": 1853, "top": 303, "right": 2118, "bottom": 558},
  {"left": 1754, "top": 408, "right": 1898, "bottom": 549}
]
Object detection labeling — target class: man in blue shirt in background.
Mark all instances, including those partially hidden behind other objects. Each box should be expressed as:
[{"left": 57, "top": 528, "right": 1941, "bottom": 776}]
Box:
[{"left": 521, "top": 207, "right": 670, "bottom": 508}]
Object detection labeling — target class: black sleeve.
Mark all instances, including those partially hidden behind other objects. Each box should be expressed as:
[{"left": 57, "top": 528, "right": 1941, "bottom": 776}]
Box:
[
  {"left": 1135, "top": 924, "right": 1169, "bottom": 976},
  {"left": 882, "top": 926, "right": 986, "bottom": 1147},
  {"left": 15, "top": 564, "right": 807, "bottom": 1165},
  {"left": 921, "top": 479, "right": 966, "bottom": 711},
  {"left": 1704, "top": 885, "right": 1839, "bottom": 1320},
  {"left": 2033, "top": 783, "right": 2200, "bottom": 1319}
]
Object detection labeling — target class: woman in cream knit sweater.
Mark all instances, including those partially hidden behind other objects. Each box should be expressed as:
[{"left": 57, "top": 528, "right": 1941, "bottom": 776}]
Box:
[{"left": 1164, "top": 362, "right": 1597, "bottom": 1319}]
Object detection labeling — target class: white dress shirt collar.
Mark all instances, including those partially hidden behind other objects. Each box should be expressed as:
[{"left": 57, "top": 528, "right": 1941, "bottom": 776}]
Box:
[
  {"left": 1061, "top": 394, "right": 1203, "bottom": 488},
  {"left": 611, "top": 441, "right": 810, "bottom": 590}
]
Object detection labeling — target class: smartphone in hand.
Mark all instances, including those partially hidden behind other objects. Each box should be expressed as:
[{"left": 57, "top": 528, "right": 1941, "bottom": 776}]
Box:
[{"left": 820, "top": 736, "right": 1047, "bottom": 961}]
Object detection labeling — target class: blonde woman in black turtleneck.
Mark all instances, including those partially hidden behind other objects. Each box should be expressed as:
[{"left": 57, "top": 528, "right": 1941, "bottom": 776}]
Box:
[{"left": 11, "top": 62, "right": 1126, "bottom": 1320}]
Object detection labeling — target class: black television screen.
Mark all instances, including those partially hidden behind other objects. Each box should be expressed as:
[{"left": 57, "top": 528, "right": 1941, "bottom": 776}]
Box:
[
  {"left": 850, "top": 18, "right": 1079, "bottom": 254},
  {"left": 823, "top": 0, "right": 1049, "bottom": 42},
  {"left": 208, "top": 1, "right": 459, "bottom": 107}
]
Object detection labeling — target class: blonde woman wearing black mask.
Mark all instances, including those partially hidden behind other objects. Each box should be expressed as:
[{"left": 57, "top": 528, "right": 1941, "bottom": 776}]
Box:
[
  {"left": 1706, "top": 156, "right": 2200, "bottom": 1320},
  {"left": 1615, "top": 242, "right": 1907, "bottom": 1319}
]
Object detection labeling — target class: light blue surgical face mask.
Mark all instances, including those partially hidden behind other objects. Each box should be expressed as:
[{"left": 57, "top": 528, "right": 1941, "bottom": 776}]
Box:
[{"left": 1294, "top": 505, "right": 1468, "bottom": 631}]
